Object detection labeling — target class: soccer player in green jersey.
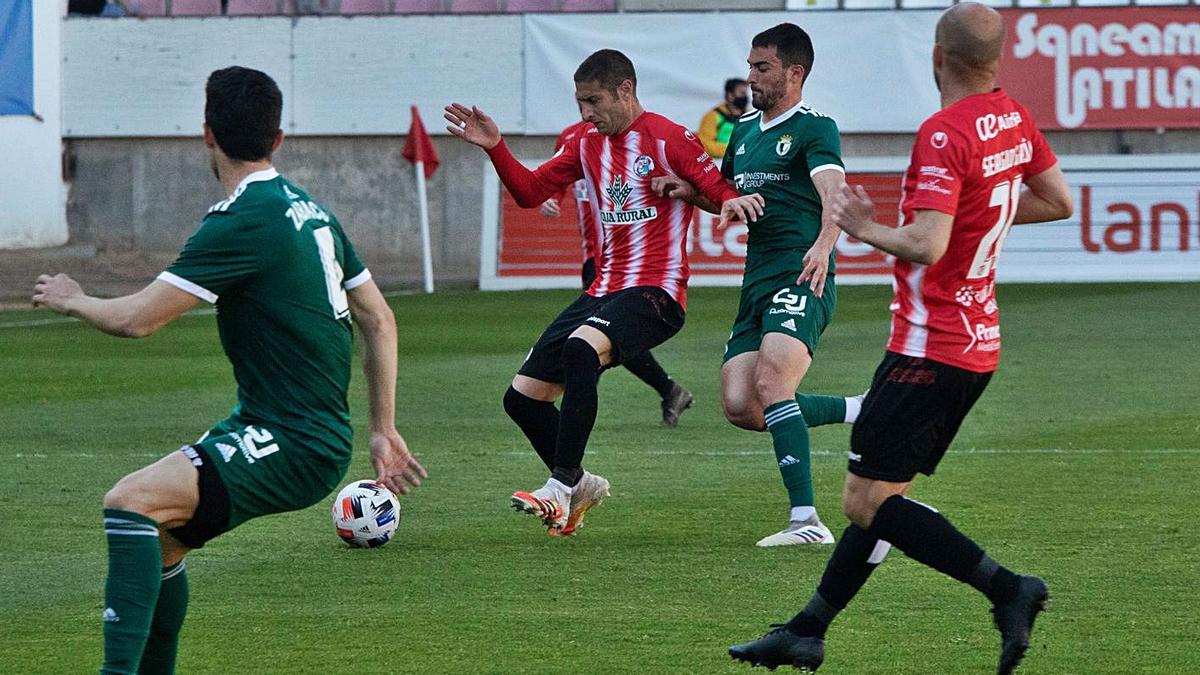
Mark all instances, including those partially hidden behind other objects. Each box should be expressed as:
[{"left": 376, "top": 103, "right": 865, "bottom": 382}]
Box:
[
  {"left": 717, "top": 24, "right": 865, "bottom": 547},
  {"left": 32, "top": 67, "right": 426, "bottom": 674}
]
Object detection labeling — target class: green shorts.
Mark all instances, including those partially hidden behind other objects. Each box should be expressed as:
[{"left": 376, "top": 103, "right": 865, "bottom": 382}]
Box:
[
  {"left": 723, "top": 271, "right": 837, "bottom": 363},
  {"left": 169, "top": 417, "right": 350, "bottom": 548}
]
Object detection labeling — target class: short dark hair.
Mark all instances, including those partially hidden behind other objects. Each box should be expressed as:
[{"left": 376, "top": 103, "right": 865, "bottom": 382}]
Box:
[
  {"left": 204, "top": 66, "right": 282, "bottom": 162},
  {"left": 752, "top": 23, "right": 815, "bottom": 83},
  {"left": 573, "top": 49, "right": 637, "bottom": 93},
  {"left": 724, "top": 78, "right": 748, "bottom": 96}
]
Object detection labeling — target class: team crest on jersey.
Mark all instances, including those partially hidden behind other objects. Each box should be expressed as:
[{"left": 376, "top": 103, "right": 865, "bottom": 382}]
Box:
[
  {"left": 634, "top": 155, "right": 655, "bottom": 177},
  {"left": 776, "top": 135, "right": 793, "bottom": 156},
  {"left": 930, "top": 131, "right": 949, "bottom": 149},
  {"left": 605, "top": 175, "right": 633, "bottom": 208}
]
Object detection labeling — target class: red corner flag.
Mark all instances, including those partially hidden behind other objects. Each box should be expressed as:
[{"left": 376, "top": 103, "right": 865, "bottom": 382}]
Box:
[{"left": 402, "top": 106, "right": 440, "bottom": 179}]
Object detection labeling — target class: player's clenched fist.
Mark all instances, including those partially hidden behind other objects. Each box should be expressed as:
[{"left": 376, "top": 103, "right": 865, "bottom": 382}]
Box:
[
  {"left": 32, "top": 273, "right": 83, "bottom": 314},
  {"left": 719, "top": 193, "right": 765, "bottom": 227}
]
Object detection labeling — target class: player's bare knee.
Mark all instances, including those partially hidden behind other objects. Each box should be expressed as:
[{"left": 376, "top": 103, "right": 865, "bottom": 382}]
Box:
[
  {"left": 842, "top": 494, "right": 877, "bottom": 529},
  {"left": 103, "top": 478, "right": 149, "bottom": 514},
  {"left": 722, "top": 396, "right": 763, "bottom": 430}
]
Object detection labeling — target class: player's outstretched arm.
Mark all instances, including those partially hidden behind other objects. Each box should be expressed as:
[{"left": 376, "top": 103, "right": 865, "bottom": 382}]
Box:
[
  {"left": 32, "top": 275, "right": 198, "bottom": 338},
  {"left": 1014, "top": 163, "right": 1073, "bottom": 225},
  {"left": 799, "top": 168, "right": 849, "bottom": 297},
  {"left": 830, "top": 185, "right": 953, "bottom": 266},
  {"left": 347, "top": 278, "right": 426, "bottom": 496}
]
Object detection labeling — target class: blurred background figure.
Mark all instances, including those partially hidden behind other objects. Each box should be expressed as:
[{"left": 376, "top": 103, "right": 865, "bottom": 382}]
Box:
[{"left": 697, "top": 77, "right": 749, "bottom": 159}]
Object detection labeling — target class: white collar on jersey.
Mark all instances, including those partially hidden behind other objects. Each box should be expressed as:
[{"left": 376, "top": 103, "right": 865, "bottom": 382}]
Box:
[
  {"left": 759, "top": 99, "right": 809, "bottom": 132},
  {"left": 207, "top": 167, "right": 280, "bottom": 214},
  {"left": 235, "top": 167, "right": 280, "bottom": 190}
]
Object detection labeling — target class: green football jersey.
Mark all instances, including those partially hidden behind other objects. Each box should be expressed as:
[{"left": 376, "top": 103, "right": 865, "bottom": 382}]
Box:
[
  {"left": 159, "top": 168, "right": 368, "bottom": 460},
  {"left": 721, "top": 101, "right": 844, "bottom": 277}
]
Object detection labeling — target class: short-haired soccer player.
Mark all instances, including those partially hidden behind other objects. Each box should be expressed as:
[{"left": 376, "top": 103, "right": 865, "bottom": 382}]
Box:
[
  {"left": 539, "top": 119, "right": 696, "bottom": 429},
  {"left": 445, "top": 49, "right": 757, "bottom": 536},
  {"left": 729, "top": 4, "right": 1072, "bottom": 672},
  {"left": 33, "top": 66, "right": 426, "bottom": 674}
]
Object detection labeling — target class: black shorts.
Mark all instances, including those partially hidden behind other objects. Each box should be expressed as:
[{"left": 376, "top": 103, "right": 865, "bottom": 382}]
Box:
[
  {"left": 581, "top": 257, "right": 597, "bottom": 290},
  {"left": 168, "top": 445, "right": 231, "bottom": 549},
  {"left": 518, "top": 286, "right": 685, "bottom": 383},
  {"left": 848, "top": 351, "right": 992, "bottom": 483}
]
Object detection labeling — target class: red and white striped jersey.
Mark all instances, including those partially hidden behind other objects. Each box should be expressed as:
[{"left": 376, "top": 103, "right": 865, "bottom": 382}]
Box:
[
  {"left": 553, "top": 121, "right": 598, "bottom": 262},
  {"left": 889, "top": 89, "right": 1058, "bottom": 372},
  {"left": 488, "top": 111, "right": 737, "bottom": 309}
]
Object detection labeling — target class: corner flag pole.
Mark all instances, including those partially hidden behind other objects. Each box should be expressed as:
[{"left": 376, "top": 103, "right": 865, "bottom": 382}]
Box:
[
  {"left": 414, "top": 160, "right": 434, "bottom": 294},
  {"left": 402, "top": 106, "right": 440, "bottom": 294}
]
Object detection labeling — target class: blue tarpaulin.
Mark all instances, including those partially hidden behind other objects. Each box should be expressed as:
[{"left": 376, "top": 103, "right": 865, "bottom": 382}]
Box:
[{"left": 0, "top": 0, "right": 33, "bottom": 116}]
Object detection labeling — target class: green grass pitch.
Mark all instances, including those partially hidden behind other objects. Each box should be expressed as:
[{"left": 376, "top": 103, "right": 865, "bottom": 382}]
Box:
[{"left": 1, "top": 283, "right": 1197, "bottom": 673}]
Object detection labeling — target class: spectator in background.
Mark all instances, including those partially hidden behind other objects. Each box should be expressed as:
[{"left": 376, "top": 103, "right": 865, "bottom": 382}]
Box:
[{"left": 697, "top": 78, "right": 749, "bottom": 159}]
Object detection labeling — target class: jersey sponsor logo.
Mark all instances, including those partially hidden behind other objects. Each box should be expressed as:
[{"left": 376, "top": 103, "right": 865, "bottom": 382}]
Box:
[
  {"left": 919, "top": 165, "right": 955, "bottom": 181},
  {"left": 886, "top": 365, "right": 938, "bottom": 385},
  {"left": 776, "top": 134, "right": 793, "bottom": 156},
  {"left": 954, "top": 282, "right": 997, "bottom": 315},
  {"left": 734, "top": 171, "right": 792, "bottom": 190},
  {"left": 982, "top": 138, "right": 1035, "bottom": 178},
  {"left": 917, "top": 178, "right": 953, "bottom": 195},
  {"left": 586, "top": 316, "right": 611, "bottom": 326},
  {"left": 634, "top": 155, "right": 655, "bottom": 177},
  {"left": 930, "top": 131, "right": 949, "bottom": 149},
  {"left": 696, "top": 151, "right": 710, "bottom": 163},
  {"left": 598, "top": 207, "right": 658, "bottom": 225},
  {"left": 975, "top": 111, "right": 1024, "bottom": 141},
  {"left": 605, "top": 175, "right": 633, "bottom": 208},
  {"left": 286, "top": 200, "right": 331, "bottom": 231},
  {"left": 771, "top": 289, "right": 808, "bottom": 317},
  {"left": 735, "top": 143, "right": 746, "bottom": 156},
  {"left": 961, "top": 312, "right": 1002, "bottom": 353}
]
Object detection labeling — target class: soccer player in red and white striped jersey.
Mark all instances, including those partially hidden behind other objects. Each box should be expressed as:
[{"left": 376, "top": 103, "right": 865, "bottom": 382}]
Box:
[
  {"left": 445, "top": 50, "right": 754, "bottom": 536},
  {"left": 730, "top": 5, "right": 1073, "bottom": 673},
  {"left": 539, "top": 119, "right": 696, "bottom": 430}
]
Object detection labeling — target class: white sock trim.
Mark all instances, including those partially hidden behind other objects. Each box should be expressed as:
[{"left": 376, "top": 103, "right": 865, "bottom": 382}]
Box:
[{"left": 867, "top": 540, "right": 892, "bottom": 564}]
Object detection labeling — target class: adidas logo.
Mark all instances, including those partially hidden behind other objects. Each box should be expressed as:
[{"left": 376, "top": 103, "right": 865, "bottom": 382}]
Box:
[
  {"left": 781, "top": 318, "right": 797, "bottom": 331},
  {"left": 778, "top": 455, "right": 800, "bottom": 467},
  {"left": 848, "top": 451, "right": 863, "bottom": 462},
  {"left": 102, "top": 608, "right": 119, "bottom": 623},
  {"left": 735, "top": 144, "right": 746, "bottom": 155}
]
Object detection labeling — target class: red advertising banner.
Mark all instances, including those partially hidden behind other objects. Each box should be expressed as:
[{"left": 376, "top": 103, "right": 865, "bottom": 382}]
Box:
[
  {"left": 496, "top": 173, "right": 903, "bottom": 283},
  {"left": 998, "top": 8, "right": 1200, "bottom": 130}
]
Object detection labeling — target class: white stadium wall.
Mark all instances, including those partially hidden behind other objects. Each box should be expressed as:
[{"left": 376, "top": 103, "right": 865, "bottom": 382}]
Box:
[{"left": 0, "top": 1, "right": 66, "bottom": 249}]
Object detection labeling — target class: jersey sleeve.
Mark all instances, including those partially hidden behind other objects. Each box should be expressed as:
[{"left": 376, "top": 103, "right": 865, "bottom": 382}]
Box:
[
  {"left": 804, "top": 116, "right": 845, "bottom": 178},
  {"left": 158, "top": 213, "right": 257, "bottom": 303},
  {"left": 903, "top": 119, "right": 970, "bottom": 217},
  {"left": 665, "top": 125, "right": 739, "bottom": 206},
  {"left": 334, "top": 220, "right": 371, "bottom": 290},
  {"left": 486, "top": 138, "right": 583, "bottom": 208}
]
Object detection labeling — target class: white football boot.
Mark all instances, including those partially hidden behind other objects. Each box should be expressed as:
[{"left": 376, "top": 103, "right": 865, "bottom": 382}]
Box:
[
  {"left": 552, "top": 471, "right": 610, "bottom": 536},
  {"left": 756, "top": 515, "right": 835, "bottom": 547},
  {"left": 511, "top": 478, "right": 572, "bottom": 531}
]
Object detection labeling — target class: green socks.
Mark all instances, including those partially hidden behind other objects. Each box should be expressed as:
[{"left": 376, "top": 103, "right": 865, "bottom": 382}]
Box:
[
  {"left": 102, "top": 509, "right": 163, "bottom": 674},
  {"left": 763, "top": 400, "right": 815, "bottom": 509},
  {"left": 138, "top": 561, "right": 189, "bottom": 675},
  {"left": 795, "top": 393, "right": 848, "bottom": 427}
]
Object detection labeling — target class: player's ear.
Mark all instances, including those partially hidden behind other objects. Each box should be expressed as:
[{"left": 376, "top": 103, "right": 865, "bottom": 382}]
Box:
[
  {"left": 271, "top": 129, "right": 284, "bottom": 153},
  {"left": 790, "top": 64, "right": 807, "bottom": 87},
  {"left": 202, "top": 124, "right": 216, "bottom": 149}
]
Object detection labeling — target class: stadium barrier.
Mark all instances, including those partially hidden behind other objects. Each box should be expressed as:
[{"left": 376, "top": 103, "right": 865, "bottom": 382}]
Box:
[{"left": 479, "top": 155, "right": 1200, "bottom": 290}]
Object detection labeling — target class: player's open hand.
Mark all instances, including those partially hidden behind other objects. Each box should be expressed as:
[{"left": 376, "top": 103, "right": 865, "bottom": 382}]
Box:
[
  {"left": 829, "top": 184, "right": 876, "bottom": 238},
  {"left": 539, "top": 198, "right": 561, "bottom": 218},
  {"left": 719, "top": 193, "right": 765, "bottom": 227},
  {"left": 651, "top": 175, "right": 696, "bottom": 202},
  {"left": 32, "top": 273, "right": 83, "bottom": 315},
  {"left": 370, "top": 429, "right": 427, "bottom": 496},
  {"left": 444, "top": 103, "right": 501, "bottom": 150},
  {"left": 798, "top": 243, "right": 833, "bottom": 298}
]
